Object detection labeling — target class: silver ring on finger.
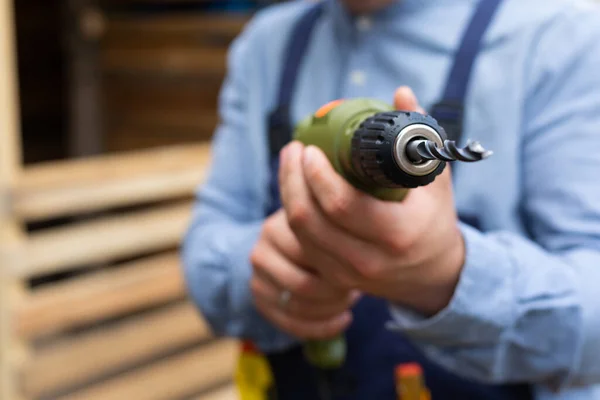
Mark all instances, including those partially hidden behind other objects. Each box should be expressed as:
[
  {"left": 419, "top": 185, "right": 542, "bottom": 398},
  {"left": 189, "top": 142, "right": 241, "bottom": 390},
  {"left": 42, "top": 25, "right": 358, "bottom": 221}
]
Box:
[{"left": 279, "top": 289, "right": 291, "bottom": 310}]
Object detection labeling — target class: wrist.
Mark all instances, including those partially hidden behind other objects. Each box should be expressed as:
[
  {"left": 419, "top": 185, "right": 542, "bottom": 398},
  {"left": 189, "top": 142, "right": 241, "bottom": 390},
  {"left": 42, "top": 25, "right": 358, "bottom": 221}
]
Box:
[{"left": 387, "top": 226, "right": 466, "bottom": 316}]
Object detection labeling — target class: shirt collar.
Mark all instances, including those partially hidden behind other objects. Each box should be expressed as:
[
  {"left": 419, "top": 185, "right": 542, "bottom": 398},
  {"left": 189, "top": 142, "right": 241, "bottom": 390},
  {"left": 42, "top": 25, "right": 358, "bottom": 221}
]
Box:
[{"left": 323, "top": 0, "right": 429, "bottom": 38}]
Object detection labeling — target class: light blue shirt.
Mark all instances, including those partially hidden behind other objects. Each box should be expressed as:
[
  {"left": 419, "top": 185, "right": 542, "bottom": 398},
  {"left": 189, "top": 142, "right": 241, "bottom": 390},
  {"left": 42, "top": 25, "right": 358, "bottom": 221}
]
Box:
[{"left": 181, "top": 0, "right": 600, "bottom": 398}]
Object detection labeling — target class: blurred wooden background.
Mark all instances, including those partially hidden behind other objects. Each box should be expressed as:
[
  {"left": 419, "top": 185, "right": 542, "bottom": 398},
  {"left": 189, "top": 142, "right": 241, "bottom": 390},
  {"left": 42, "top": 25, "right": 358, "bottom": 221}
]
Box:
[
  {"left": 14, "top": 0, "right": 265, "bottom": 162},
  {"left": 1, "top": 1, "right": 281, "bottom": 399}
]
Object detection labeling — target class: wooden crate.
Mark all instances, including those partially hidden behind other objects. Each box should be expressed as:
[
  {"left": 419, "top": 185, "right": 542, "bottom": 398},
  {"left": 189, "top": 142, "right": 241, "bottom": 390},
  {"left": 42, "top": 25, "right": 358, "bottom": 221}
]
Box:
[
  {"left": 2, "top": 145, "right": 242, "bottom": 400},
  {"left": 99, "top": 7, "right": 248, "bottom": 152},
  {"left": 1, "top": 2, "right": 240, "bottom": 399}
]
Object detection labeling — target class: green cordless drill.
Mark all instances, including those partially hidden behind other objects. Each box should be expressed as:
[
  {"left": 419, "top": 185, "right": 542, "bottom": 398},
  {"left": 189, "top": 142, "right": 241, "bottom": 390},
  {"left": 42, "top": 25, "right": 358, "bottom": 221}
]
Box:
[{"left": 292, "top": 98, "right": 491, "bottom": 371}]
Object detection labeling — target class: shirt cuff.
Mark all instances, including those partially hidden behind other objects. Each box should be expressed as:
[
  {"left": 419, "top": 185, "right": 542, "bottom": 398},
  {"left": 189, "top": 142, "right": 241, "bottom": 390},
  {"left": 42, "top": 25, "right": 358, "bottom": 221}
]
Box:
[{"left": 388, "top": 221, "right": 516, "bottom": 347}]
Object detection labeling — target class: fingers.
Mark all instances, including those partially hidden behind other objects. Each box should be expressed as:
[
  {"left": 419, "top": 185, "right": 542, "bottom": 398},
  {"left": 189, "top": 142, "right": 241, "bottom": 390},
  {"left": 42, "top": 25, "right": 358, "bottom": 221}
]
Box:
[
  {"left": 268, "top": 218, "right": 363, "bottom": 290},
  {"left": 394, "top": 86, "right": 426, "bottom": 114},
  {"left": 250, "top": 224, "right": 357, "bottom": 339},
  {"left": 293, "top": 238, "right": 364, "bottom": 291},
  {"left": 251, "top": 228, "right": 350, "bottom": 302},
  {"left": 279, "top": 142, "right": 383, "bottom": 279},
  {"left": 254, "top": 297, "right": 352, "bottom": 340},
  {"left": 251, "top": 272, "right": 360, "bottom": 321},
  {"left": 280, "top": 141, "right": 371, "bottom": 247},
  {"left": 300, "top": 144, "right": 404, "bottom": 244}
]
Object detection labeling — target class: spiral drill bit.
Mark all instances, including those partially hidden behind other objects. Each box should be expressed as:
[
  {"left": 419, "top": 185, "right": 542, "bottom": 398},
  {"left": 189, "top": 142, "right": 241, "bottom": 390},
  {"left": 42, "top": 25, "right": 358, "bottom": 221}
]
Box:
[{"left": 406, "top": 139, "right": 493, "bottom": 164}]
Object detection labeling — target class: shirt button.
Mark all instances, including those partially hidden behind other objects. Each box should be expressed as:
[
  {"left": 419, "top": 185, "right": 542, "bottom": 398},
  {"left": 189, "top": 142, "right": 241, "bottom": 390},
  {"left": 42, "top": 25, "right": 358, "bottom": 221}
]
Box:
[
  {"left": 350, "top": 70, "right": 367, "bottom": 86},
  {"left": 356, "top": 16, "right": 373, "bottom": 32}
]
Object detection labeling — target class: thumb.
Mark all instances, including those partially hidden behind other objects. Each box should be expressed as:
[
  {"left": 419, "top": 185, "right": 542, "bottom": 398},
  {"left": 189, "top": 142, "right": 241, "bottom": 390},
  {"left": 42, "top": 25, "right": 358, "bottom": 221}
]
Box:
[{"left": 394, "top": 86, "right": 426, "bottom": 114}]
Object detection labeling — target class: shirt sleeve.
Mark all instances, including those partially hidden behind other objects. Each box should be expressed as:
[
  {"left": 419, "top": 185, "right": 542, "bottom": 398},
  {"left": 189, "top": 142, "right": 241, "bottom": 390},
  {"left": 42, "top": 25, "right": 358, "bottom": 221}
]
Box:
[
  {"left": 389, "top": 7, "right": 600, "bottom": 391},
  {"left": 180, "top": 16, "right": 298, "bottom": 352}
]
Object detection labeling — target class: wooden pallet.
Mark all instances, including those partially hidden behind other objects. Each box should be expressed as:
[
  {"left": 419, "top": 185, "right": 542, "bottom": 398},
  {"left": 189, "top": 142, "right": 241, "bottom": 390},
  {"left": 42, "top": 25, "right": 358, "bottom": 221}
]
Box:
[
  {"left": 1, "top": 3, "right": 240, "bottom": 398},
  {"left": 2, "top": 144, "right": 241, "bottom": 400}
]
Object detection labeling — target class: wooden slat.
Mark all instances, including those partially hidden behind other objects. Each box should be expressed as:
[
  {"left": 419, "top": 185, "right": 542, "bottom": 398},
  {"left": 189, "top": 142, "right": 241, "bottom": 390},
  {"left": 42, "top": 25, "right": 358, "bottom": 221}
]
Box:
[
  {"left": 23, "top": 302, "right": 212, "bottom": 399},
  {"left": 14, "top": 201, "right": 192, "bottom": 278},
  {"left": 104, "top": 79, "right": 221, "bottom": 116},
  {"left": 60, "top": 339, "right": 238, "bottom": 400},
  {"left": 196, "top": 384, "right": 238, "bottom": 400},
  {"left": 15, "top": 252, "right": 185, "bottom": 339},
  {"left": 101, "top": 47, "right": 227, "bottom": 77},
  {"left": 1, "top": 1, "right": 25, "bottom": 399},
  {"left": 104, "top": 14, "right": 248, "bottom": 47},
  {"left": 13, "top": 143, "right": 209, "bottom": 221},
  {"left": 17, "top": 144, "right": 206, "bottom": 189},
  {"left": 107, "top": 129, "right": 214, "bottom": 153},
  {"left": 101, "top": 0, "right": 214, "bottom": 3},
  {"left": 100, "top": 0, "right": 215, "bottom": 5},
  {"left": 0, "top": 0, "right": 22, "bottom": 185},
  {"left": 111, "top": 110, "right": 218, "bottom": 134},
  {"left": 106, "top": 112, "right": 218, "bottom": 151}
]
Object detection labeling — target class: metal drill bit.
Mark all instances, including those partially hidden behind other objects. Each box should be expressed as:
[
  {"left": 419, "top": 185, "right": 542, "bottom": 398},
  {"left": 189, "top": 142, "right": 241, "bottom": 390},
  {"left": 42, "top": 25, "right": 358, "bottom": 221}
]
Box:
[{"left": 406, "top": 139, "right": 493, "bottom": 164}]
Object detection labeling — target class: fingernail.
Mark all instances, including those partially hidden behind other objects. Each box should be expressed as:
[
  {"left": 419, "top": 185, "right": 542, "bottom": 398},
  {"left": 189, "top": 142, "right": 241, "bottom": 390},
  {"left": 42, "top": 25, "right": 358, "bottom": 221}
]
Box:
[
  {"left": 303, "top": 145, "right": 318, "bottom": 169},
  {"left": 401, "top": 85, "right": 416, "bottom": 99},
  {"left": 395, "top": 86, "right": 419, "bottom": 110},
  {"left": 405, "top": 87, "right": 418, "bottom": 105}
]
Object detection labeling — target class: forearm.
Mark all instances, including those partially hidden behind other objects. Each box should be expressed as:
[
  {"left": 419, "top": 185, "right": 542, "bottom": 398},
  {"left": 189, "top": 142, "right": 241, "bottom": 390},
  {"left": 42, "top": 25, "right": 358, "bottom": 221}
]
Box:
[{"left": 389, "top": 222, "right": 600, "bottom": 389}]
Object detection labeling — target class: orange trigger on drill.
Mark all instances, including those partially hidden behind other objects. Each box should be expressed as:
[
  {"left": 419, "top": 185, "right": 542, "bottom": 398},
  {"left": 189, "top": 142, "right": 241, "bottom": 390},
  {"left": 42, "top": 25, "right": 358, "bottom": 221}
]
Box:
[{"left": 314, "top": 99, "right": 345, "bottom": 118}]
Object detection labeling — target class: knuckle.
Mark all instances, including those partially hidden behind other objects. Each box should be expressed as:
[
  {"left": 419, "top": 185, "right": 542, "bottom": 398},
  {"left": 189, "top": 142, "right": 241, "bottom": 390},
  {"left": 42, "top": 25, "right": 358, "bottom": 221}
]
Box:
[
  {"left": 264, "top": 212, "right": 285, "bottom": 237},
  {"left": 401, "top": 243, "right": 424, "bottom": 267},
  {"left": 249, "top": 246, "right": 263, "bottom": 268},
  {"left": 288, "top": 276, "right": 314, "bottom": 297},
  {"left": 352, "top": 256, "right": 384, "bottom": 280},
  {"left": 324, "top": 193, "right": 351, "bottom": 219},
  {"left": 329, "top": 272, "right": 357, "bottom": 291},
  {"left": 383, "top": 234, "right": 413, "bottom": 254},
  {"left": 288, "top": 202, "right": 310, "bottom": 229},
  {"left": 292, "top": 303, "right": 320, "bottom": 320},
  {"left": 306, "top": 162, "right": 325, "bottom": 182},
  {"left": 249, "top": 250, "right": 259, "bottom": 268},
  {"left": 262, "top": 217, "right": 275, "bottom": 235}
]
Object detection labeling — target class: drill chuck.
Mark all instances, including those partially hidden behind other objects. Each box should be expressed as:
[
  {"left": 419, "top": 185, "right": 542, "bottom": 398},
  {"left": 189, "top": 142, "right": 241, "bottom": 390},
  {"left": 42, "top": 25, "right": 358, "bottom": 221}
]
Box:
[
  {"left": 350, "top": 110, "right": 492, "bottom": 190},
  {"left": 351, "top": 111, "right": 448, "bottom": 189}
]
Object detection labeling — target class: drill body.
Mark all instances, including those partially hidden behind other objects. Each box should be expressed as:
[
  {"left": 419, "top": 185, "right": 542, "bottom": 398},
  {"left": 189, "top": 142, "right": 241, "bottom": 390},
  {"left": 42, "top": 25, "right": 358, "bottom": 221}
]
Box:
[{"left": 294, "top": 98, "right": 449, "bottom": 202}]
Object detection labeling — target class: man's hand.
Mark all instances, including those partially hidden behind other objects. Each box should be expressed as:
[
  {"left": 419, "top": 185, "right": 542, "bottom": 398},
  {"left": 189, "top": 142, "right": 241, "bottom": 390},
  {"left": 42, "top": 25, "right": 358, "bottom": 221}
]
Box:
[
  {"left": 250, "top": 209, "right": 359, "bottom": 339},
  {"left": 278, "top": 87, "right": 466, "bottom": 316}
]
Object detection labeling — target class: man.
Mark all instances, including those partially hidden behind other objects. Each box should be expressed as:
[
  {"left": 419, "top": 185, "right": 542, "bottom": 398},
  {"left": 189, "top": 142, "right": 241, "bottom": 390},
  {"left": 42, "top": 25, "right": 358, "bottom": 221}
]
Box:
[{"left": 182, "top": 0, "right": 600, "bottom": 398}]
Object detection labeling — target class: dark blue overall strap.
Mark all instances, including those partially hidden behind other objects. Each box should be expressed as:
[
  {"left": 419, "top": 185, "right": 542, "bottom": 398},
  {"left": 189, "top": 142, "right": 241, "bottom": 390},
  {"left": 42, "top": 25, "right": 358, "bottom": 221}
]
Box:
[
  {"left": 430, "top": 0, "right": 504, "bottom": 142},
  {"left": 267, "top": 3, "right": 325, "bottom": 157},
  {"left": 266, "top": 3, "right": 324, "bottom": 217}
]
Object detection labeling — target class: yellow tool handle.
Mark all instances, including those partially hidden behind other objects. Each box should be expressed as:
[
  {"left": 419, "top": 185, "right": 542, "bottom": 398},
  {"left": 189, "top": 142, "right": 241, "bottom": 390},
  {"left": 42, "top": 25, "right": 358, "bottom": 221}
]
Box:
[{"left": 235, "top": 341, "right": 273, "bottom": 400}]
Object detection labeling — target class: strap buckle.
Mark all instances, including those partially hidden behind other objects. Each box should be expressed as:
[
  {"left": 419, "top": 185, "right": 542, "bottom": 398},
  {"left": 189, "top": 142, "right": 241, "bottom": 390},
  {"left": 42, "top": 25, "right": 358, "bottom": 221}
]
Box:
[{"left": 430, "top": 100, "right": 465, "bottom": 142}]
